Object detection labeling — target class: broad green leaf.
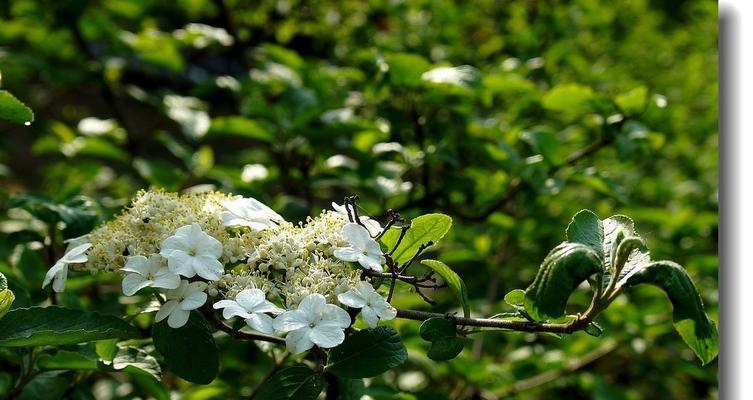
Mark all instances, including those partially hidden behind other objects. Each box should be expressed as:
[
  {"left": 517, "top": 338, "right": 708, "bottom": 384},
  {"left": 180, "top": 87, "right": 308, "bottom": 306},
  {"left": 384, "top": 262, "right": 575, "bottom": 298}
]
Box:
[
  {"left": 253, "top": 365, "right": 324, "bottom": 400},
  {"left": 384, "top": 53, "right": 431, "bottom": 87},
  {"left": 566, "top": 209, "right": 604, "bottom": 258},
  {"left": 326, "top": 327, "right": 408, "bottom": 378},
  {"left": 0, "top": 90, "right": 33, "bottom": 125},
  {"left": 601, "top": 214, "right": 636, "bottom": 272},
  {"left": 541, "top": 83, "right": 594, "bottom": 114},
  {"left": 615, "top": 86, "right": 648, "bottom": 115},
  {"left": 17, "top": 372, "right": 69, "bottom": 400},
  {"left": 38, "top": 349, "right": 98, "bottom": 370},
  {"left": 420, "top": 260, "right": 470, "bottom": 317},
  {"left": 584, "top": 322, "right": 604, "bottom": 337},
  {"left": 207, "top": 116, "right": 274, "bottom": 142},
  {"left": 524, "top": 243, "right": 602, "bottom": 321},
  {"left": 613, "top": 236, "right": 646, "bottom": 276},
  {"left": 95, "top": 339, "right": 119, "bottom": 362},
  {"left": 108, "top": 347, "right": 162, "bottom": 381},
  {"left": 520, "top": 128, "right": 563, "bottom": 165},
  {"left": 0, "top": 306, "right": 139, "bottom": 347},
  {"left": 427, "top": 336, "right": 464, "bottom": 361},
  {"left": 152, "top": 311, "right": 218, "bottom": 384},
  {"left": 623, "top": 261, "right": 718, "bottom": 365},
  {"left": 0, "top": 273, "right": 13, "bottom": 319},
  {"left": 503, "top": 289, "right": 526, "bottom": 307},
  {"left": 419, "top": 317, "right": 455, "bottom": 342},
  {"left": 381, "top": 213, "right": 452, "bottom": 264}
]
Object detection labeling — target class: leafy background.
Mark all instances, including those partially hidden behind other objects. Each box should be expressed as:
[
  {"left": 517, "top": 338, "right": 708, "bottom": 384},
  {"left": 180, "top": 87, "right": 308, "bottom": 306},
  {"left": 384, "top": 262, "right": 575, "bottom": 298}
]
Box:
[{"left": 0, "top": 0, "right": 718, "bottom": 399}]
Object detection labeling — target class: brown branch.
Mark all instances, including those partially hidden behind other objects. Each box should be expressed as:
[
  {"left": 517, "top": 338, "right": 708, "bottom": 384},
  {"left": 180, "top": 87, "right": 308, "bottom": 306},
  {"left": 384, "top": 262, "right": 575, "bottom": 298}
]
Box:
[{"left": 395, "top": 308, "right": 595, "bottom": 334}]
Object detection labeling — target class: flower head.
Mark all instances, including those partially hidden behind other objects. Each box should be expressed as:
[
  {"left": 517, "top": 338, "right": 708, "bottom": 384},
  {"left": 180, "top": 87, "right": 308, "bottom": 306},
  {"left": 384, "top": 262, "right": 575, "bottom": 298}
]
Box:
[
  {"left": 332, "top": 202, "right": 382, "bottom": 236},
  {"left": 121, "top": 255, "right": 180, "bottom": 296},
  {"left": 221, "top": 196, "right": 284, "bottom": 230},
  {"left": 43, "top": 241, "right": 92, "bottom": 293},
  {"left": 333, "top": 223, "right": 385, "bottom": 271},
  {"left": 155, "top": 280, "right": 208, "bottom": 328},
  {"left": 273, "top": 293, "right": 351, "bottom": 354},
  {"left": 337, "top": 281, "right": 397, "bottom": 328},
  {"left": 160, "top": 224, "right": 224, "bottom": 281},
  {"left": 213, "top": 288, "right": 283, "bottom": 334}
]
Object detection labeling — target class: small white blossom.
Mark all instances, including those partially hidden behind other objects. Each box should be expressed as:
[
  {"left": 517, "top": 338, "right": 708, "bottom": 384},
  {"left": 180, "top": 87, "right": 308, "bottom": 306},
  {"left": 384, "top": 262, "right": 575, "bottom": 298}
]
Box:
[
  {"left": 337, "top": 281, "right": 397, "bottom": 328},
  {"left": 155, "top": 280, "right": 207, "bottom": 328},
  {"left": 213, "top": 289, "right": 283, "bottom": 334},
  {"left": 331, "top": 202, "right": 382, "bottom": 236},
  {"left": 334, "top": 223, "right": 385, "bottom": 271},
  {"left": 43, "top": 241, "right": 92, "bottom": 293},
  {"left": 221, "top": 196, "right": 285, "bottom": 230},
  {"left": 160, "top": 224, "right": 224, "bottom": 281},
  {"left": 273, "top": 293, "right": 351, "bottom": 354},
  {"left": 121, "top": 255, "right": 180, "bottom": 296}
]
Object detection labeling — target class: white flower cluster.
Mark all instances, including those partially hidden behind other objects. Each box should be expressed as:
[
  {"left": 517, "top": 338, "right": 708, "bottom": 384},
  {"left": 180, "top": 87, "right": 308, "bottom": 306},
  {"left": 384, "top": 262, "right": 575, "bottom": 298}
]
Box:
[{"left": 43, "top": 190, "right": 396, "bottom": 354}]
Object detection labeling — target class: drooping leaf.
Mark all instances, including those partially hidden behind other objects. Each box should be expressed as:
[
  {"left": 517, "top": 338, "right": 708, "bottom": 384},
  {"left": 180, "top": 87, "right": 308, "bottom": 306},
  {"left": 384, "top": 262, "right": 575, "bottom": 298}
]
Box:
[
  {"left": 326, "top": 327, "right": 408, "bottom": 378},
  {"left": 152, "top": 311, "right": 218, "bottom": 384},
  {"left": 420, "top": 259, "right": 470, "bottom": 317},
  {"left": 253, "top": 365, "right": 325, "bottom": 400},
  {"left": 601, "top": 214, "right": 636, "bottom": 272},
  {"left": 524, "top": 243, "right": 602, "bottom": 321},
  {"left": 566, "top": 209, "right": 604, "bottom": 258},
  {"left": 0, "top": 306, "right": 139, "bottom": 347},
  {"left": 381, "top": 214, "right": 452, "bottom": 264},
  {"left": 0, "top": 90, "right": 34, "bottom": 125},
  {"left": 623, "top": 261, "right": 718, "bottom": 365},
  {"left": 426, "top": 336, "right": 464, "bottom": 361},
  {"left": 419, "top": 317, "right": 456, "bottom": 342}
]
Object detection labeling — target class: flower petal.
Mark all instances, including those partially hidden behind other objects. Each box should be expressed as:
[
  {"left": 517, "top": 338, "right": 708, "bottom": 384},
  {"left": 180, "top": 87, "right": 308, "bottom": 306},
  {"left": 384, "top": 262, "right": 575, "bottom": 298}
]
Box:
[
  {"left": 192, "top": 255, "right": 224, "bottom": 281},
  {"left": 213, "top": 300, "right": 253, "bottom": 320},
  {"left": 252, "top": 300, "right": 284, "bottom": 315},
  {"left": 297, "top": 293, "right": 327, "bottom": 318},
  {"left": 165, "top": 251, "right": 196, "bottom": 278},
  {"left": 273, "top": 310, "right": 309, "bottom": 332},
  {"left": 333, "top": 247, "right": 361, "bottom": 262},
  {"left": 360, "top": 306, "right": 379, "bottom": 328},
  {"left": 285, "top": 328, "right": 314, "bottom": 354},
  {"left": 152, "top": 269, "right": 181, "bottom": 290},
  {"left": 337, "top": 289, "right": 367, "bottom": 309},
  {"left": 309, "top": 323, "right": 345, "bottom": 348},
  {"left": 51, "top": 263, "right": 68, "bottom": 293},
  {"left": 60, "top": 243, "right": 91, "bottom": 264},
  {"left": 321, "top": 304, "right": 352, "bottom": 328},
  {"left": 42, "top": 261, "right": 64, "bottom": 290},
  {"left": 122, "top": 273, "right": 151, "bottom": 296},
  {"left": 245, "top": 313, "right": 275, "bottom": 334},
  {"left": 235, "top": 289, "right": 265, "bottom": 311},
  {"left": 155, "top": 300, "right": 178, "bottom": 322},
  {"left": 121, "top": 255, "right": 150, "bottom": 275},
  {"left": 180, "top": 290, "right": 207, "bottom": 311},
  {"left": 167, "top": 307, "right": 190, "bottom": 328},
  {"left": 341, "top": 223, "right": 371, "bottom": 251},
  {"left": 370, "top": 293, "right": 397, "bottom": 320}
]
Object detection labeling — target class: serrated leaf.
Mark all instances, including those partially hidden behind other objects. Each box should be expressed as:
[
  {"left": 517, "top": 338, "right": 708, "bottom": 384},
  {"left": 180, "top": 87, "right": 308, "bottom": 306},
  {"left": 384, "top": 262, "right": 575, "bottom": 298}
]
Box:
[
  {"left": 601, "top": 214, "right": 636, "bottom": 272},
  {"left": 207, "top": 116, "right": 273, "bottom": 142},
  {"left": 326, "top": 327, "right": 408, "bottom": 378},
  {"left": 152, "top": 311, "right": 218, "bottom": 384},
  {"left": 503, "top": 289, "right": 526, "bottom": 307},
  {"left": 0, "top": 90, "right": 33, "bottom": 125},
  {"left": 419, "top": 317, "right": 455, "bottom": 342},
  {"left": 566, "top": 210, "right": 604, "bottom": 258},
  {"left": 0, "top": 306, "right": 139, "bottom": 347},
  {"left": 623, "top": 261, "right": 718, "bottom": 365},
  {"left": 381, "top": 214, "right": 452, "bottom": 264},
  {"left": 427, "top": 336, "right": 464, "bottom": 361},
  {"left": 420, "top": 259, "right": 470, "bottom": 317},
  {"left": 253, "top": 365, "right": 324, "bottom": 400},
  {"left": 524, "top": 243, "right": 602, "bottom": 321}
]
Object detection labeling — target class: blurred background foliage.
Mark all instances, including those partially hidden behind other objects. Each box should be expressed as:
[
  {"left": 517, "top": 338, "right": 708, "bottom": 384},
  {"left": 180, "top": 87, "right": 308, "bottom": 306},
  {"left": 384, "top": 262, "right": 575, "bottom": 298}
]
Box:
[{"left": 0, "top": 0, "right": 717, "bottom": 399}]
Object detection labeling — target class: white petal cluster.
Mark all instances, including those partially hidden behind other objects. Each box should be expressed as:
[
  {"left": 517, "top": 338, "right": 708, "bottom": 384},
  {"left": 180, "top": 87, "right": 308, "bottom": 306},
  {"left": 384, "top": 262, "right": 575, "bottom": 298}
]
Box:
[
  {"left": 334, "top": 223, "right": 385, "bottom": 271},
  {"left": 155, "top": 281, "right": 208, "bottom": 328},
  {"left": 43, "top": 240, "right": 92, "bottom": 293},
  {"left": 274, "top": 293, "right": 351, "bottom": 354},
  {"left": 213, "top": 289, "right": 283, "bottom": 334},
  {"left": 338, "top": 281, "right": 397, "bottom": 327}
]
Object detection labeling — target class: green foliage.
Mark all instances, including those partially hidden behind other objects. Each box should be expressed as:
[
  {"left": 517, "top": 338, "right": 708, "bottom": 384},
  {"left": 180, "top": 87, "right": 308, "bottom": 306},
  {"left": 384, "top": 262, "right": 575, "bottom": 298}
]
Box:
[
  {"left": 420, "top": 259, "right": 469, "bottom": 317},
  {"left": 0, "top": 273, "right": 13, "bottom": 319},
  {"left": 253, "top": 365, "right": 325, "bottom": 400},
  {"left": 0, "top": 306, "right": 139, "bottom": 347},
  {"left": 152, "top": 312, "right": 218, "bottom": 384},
  {"left": 327, "top": 327, "right": 408, "bottom": 378},
  {"left": 419, "top": 318, "right": 464, "bottom": 361},
  {"left": 0, "top": 90, "right": 33, "bottom": 125},
  {"left": 382, "top": 214, "right": 452, "bottom": 264}
]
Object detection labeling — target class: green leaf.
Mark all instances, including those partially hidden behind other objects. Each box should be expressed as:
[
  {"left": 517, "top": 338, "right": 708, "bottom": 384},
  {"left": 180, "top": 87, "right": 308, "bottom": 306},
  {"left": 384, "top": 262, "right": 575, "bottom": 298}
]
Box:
[
  {"left": 253, "top": 365, "right": 324, "bottom": 400},
  {"left": 419, "top": 317, "right": 455, "bottom": 342},
  {"left": 207, "top": 116, "right": 273, "bottom": 142},
  {"left": 584, "top": 322, "right": 604, "bottom": 337},
  {"left": 339, "top": 378, "right": 366, "bottom": 400},
  {"left": 524, "top": 243, "right": 602, "bottom": 321},
  {"left": 326, "top": 327, "right": 408, "bottom": 378},
  {"left": 152, "top": 311, "right": 218, "bottom": 384},
  {"left": 108, "top": 347, "right": 162, "bottom": 381},
  {"left": 615, "top": 86, "right": 648, "bottom": 115},
  {"left": 520, "top": 128, "right": 563, "bottom": 165},
  {"left": 0, "top": 273, "right": 13, "bottom": 319},
  {"left": 38, "top": 349, "right": 98, "bottom": 370},
  {"left": 541, "top": 83, "right": 594, "bottom": 114},
  {"left": 17, "top": 372, "right": 69, "bottom": 400},
  {"left": 601, "top": 214, "right": 636, "bottom": 272},
  {"left": 420, "top": 259, "right": 470, "bottom": 317},
  {"left": 0, "top": 306, "right": 139, "bottom": 347},
  {"left": 623, "top": 261, "right": 718, "bottom": 365},
  {"left": 95, "top": 339, "right": 119, "bottom": 362},
  {"left": 503, "top": 289, "right": 526, "bottom": 307},
  {"left": 384, "top": 53, "right": 431, "bottom": 87},
  {"left": 0, "top": 90, "right": 33, "bottom": 125},
  {"left": 381, "top": 214, "right": 452, "bottom": 264},
  {"left": 566, "top": 209, "right": 604, "bottom": 258},
  {"left": 426, "top": 336, "right": 464, "bottom": 361}
]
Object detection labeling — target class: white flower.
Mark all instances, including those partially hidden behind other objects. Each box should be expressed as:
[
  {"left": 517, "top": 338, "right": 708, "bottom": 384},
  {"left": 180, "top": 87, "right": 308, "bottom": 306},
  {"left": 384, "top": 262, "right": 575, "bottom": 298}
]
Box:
[
  {"left": 334, "top": 223, "right": 385, "bottom": 271},
  {"left": 337, "top": 282, "right": 397, "bottom": 328},
  {"left": 42, "top": 242, "right": 92, "bottom": 293},
  {"left": 212, "top": 289, "right": 283, "bottom": 334},
  {"left": 273, "top": 293, "right": 351, "bottom": 354},
  {"left": 160, "top": 224, "right": 224, "bottom": 281},
  {"left": 121, "top": 255, "right": 181, "bottom": 296},
  {"left": 155, "top": 280, "right": 207, "bottom": 328},
  {"left": 331, "top": 202, "right": 382, "bottom": 236},
  {"left": 221, "top": 196, "right": 284, "bottom": 230}
]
